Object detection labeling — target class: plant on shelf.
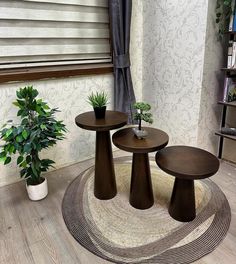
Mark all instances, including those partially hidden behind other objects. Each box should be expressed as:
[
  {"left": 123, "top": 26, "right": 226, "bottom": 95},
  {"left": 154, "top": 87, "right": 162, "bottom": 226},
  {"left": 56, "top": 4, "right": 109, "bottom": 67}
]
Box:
[
  {"left": 87, "top": 91, "right": 109, "bottom": 119},
  {"left": 215, "top": 0, "right": 233, "bottom": 39},
  {"left": 133, "top": 102, "right": 153, "bottom": 139},
  {"left": 0, "top": 86, "right": 67, "bottom": 201}
]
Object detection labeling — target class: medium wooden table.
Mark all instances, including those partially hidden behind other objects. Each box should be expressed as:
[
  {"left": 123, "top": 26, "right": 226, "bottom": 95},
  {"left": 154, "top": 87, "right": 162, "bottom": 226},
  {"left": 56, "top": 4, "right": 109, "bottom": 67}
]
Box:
[
  {"left": 75, "top": 111, "right": 127, "bottom": 200},
  {"left": 112, "top": 127, "right": 169, "bottom": 209},
  {"left": 155, "top": 146, "right": 220, "bottom": 222}
]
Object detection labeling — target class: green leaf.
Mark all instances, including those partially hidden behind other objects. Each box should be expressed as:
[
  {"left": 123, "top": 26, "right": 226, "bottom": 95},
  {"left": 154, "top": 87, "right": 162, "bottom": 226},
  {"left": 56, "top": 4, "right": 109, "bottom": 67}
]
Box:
[
  {"left": 0, "top": 156, "right": 6, "bottom": 163},
  {"left": 17, "top": 110, "right": 23, "bottom": 116},
  {"left": 17, "top": 156, "right": 24, "bottom": 165},
  {"left": 20, "top": 168, "right": 27, "bottom": 178},
  {"left": 16, "top": 135, "right": 24, "bottom": 143},
  {"left": 16, "top": 90, "right": 23, "bottom": 99},
  {"left": 13, "top": 101, "right": 20, "bottom": 107},
  {"left": 21, "top": 118, "right": 28, "bottom": 125},
  {"left": 26, "top": 155, "right": 31, "bottom": 163},
  {"left": 22, "top": 130, "right": 28, "bottom": 140},
  {"left": 17, "top": 99, "right": 25, "bottom": 107},
  {"left": 9, "top": 145, "right": 15, "bottom": 154},
  {"left": 17, "top": 127, "right": 23, "bottom": 134},
  {"left": 42, "top": 104, "right": 50, "bottom": 110},
  {"left": 4, "top": 157, "right": 11, "bottom": 165},
  {"left": 6, "top": 128, "right": 13, "bottom": 138},
  {"left": 32, "top": 89, "right": 39, "bottom": 99},
  {"left": 0, "top": 152, "right": 6, "bottom": 158},
  {"left": 20, "top": 160, "right": 27, "bottom": 168},
  {"left": 40, "top": 124, "right": 46, "bottom": 130},
  {"left": 23, "top": 143, "right": 31, "bottom": 153}
]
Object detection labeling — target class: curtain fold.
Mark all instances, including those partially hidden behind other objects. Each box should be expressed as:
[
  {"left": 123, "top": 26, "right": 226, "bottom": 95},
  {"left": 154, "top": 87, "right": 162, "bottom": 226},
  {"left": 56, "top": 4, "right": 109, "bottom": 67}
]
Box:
[{"left": 109, "top": 0, "right": 136, "bottom": 123}]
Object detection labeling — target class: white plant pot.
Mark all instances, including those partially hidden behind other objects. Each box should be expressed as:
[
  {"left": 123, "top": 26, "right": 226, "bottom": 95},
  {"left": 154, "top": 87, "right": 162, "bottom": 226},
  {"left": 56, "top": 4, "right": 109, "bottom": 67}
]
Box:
[{"left": 26, "top": 177, "right": 48, "bottom": 201}]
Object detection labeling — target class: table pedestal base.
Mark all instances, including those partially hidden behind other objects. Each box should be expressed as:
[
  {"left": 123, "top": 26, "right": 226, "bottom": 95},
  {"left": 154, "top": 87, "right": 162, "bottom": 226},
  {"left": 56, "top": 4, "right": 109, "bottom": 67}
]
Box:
[
  {"left": 129, "top": 153, "right": 154, "bottom": 209},
  {"left": 168, "top": 178, "right": 196, "bottom": 222},
  {"left": 94, "top": 131, "right": 117, "bottom": 200}
]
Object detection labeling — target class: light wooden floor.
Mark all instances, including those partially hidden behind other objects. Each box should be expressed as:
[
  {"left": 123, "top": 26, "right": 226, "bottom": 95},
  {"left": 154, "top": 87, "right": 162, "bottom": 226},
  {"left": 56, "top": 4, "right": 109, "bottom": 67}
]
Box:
[{"left": 0, "top": 151, "right": 236, "bottom": 264}]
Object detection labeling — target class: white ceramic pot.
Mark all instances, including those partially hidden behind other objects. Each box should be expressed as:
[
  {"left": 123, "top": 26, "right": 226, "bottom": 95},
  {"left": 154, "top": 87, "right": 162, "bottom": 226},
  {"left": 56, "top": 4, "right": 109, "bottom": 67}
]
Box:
[{"left": 26, "top": 177, "right": 48, "bottom": 201}]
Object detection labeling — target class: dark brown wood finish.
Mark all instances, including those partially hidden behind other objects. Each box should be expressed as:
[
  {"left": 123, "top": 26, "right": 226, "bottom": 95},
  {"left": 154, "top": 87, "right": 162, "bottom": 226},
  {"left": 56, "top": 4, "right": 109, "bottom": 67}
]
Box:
[
  {"left": 75, "top": 111, "right": 127, "bottom": 200},
  {"left": 130, "top": 153, "right": 154, "bottom": 209},
  {"left": 156, "top": 146, "right": 219, "bottom": 222},
  {"left": 0, "top": 63, "right": 113, "bottom": 83},
  {"left": 168, "top": 178, "right": 196, "bottom": 222},
  {"left": 113, "top": 127, "right": 169, "bottom": 209},
  {"left": 75, "top": 111, "right": 127, "bottom": 132},
  {"left": 94, "top": 131, "right": 116, "bottom": 199},
  {"left": 155, "top": 146, "right": 220, "bottom": 180},
  {"left": 112, "top": 127, "right": 169, "bottom": 153}
]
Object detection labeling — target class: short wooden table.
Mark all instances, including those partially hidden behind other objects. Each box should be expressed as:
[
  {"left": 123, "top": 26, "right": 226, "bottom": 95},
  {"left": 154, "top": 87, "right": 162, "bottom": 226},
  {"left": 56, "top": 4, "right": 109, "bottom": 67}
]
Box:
[
  {"left": 112, "top": 127, "right": 169, "bottom": 209},
  {"left": 75, "top": 111, "right": 127, "bottom": 200},
  {"left": 155, "top": 146, "right": 220, "bottom": 222}
]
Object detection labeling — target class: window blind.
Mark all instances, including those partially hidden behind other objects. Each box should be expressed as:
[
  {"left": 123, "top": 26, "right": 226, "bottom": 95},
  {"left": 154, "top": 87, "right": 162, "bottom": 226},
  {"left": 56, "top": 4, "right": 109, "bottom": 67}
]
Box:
[{"left": 0, "top": 0, "right": 111, "bottom": 69}]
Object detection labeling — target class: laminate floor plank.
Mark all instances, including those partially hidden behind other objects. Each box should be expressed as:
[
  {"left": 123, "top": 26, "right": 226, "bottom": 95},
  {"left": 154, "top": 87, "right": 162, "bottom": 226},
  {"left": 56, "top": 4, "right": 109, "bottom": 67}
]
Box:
[{"left": 0, "top": 151, "right": 235, "bottom": 264}]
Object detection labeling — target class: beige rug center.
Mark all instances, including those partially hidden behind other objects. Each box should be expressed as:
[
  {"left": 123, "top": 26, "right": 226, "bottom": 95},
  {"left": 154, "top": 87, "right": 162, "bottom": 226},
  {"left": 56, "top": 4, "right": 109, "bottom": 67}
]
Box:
[{"left": 82, "top": 161, "right": 212, "bottom": 248}]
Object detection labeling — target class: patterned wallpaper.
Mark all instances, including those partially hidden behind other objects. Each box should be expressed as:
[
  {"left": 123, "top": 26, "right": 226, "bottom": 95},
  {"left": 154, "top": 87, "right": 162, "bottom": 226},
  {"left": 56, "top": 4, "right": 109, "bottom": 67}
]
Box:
[
  {"left": 142, "top": 0, "right": 209, "bottom": 146},
  {"left": 130, "top": 0, "right": 143, "bottom": 102},
  {"left": 142, "top": 0, "right": 235, "bottom": 162},
  {"left": 197, "top": 0, "right": 225, "bottom": 154}
]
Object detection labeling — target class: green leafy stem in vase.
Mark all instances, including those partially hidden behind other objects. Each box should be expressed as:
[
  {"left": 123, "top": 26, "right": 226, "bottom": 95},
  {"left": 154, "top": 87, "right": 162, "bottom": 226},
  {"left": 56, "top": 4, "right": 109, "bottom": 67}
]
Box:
[{"left": 0, "top": 86, "right": 67, "bottom": 185}]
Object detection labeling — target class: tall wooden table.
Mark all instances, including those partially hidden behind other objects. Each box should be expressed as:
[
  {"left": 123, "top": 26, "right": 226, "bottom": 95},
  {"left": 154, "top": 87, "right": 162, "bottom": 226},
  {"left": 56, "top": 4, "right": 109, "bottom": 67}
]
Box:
[
  {"left": 112, "top": 127, "right": 169, "bottom": 209},
  {"left": 75, "top": 111, "right": 127, "bottom": 200}
]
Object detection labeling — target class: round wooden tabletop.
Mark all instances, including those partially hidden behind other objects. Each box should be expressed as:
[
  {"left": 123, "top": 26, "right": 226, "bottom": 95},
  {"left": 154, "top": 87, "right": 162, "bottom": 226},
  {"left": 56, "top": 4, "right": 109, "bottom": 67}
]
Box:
[
  {"left": 75, "top": 111, "right": 127, "bottom": 131},
  {"left": 155, "top": 146, "right": 220, "bottom": 180},
  {"left": 112, "top": 127, "right": 169, "bottom": 153}
]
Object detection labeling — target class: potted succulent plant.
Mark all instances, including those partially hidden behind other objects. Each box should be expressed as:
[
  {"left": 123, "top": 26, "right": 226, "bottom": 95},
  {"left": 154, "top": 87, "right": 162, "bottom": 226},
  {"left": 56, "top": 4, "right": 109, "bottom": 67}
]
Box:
[
  {"left": 133, "top": 102, "right": 153, "bottom": 139},
  {"left": 87, "top": 91, "right": 108, "bottom": 119},
  {"left": 0, "top": 86, "right": 66, "bottom": 201}
]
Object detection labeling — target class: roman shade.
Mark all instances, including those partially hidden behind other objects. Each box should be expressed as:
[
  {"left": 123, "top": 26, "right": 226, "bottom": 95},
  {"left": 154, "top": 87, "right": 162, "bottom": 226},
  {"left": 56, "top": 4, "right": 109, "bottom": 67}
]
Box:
[{"left": 0, "top": 0, "right": 111, "bottom": 69}]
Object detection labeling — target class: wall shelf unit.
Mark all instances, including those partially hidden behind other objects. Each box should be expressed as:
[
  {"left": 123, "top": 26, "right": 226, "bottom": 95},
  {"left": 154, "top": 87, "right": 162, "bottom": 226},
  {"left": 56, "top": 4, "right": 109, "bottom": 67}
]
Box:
[{"left": 216, "top": 101, "right": 236, "bottom": 158}]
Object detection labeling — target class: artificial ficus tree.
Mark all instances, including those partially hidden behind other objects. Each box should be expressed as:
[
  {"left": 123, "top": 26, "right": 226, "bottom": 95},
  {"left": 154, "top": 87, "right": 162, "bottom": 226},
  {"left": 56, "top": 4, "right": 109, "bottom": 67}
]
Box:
[{"left": 0, "top": 86, "right": 66, "bottom": 185}]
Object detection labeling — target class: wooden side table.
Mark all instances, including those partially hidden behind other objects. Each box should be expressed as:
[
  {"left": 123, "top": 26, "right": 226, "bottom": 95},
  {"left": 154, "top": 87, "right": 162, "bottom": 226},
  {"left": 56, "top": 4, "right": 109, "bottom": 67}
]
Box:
[
  {"left": 112, "top": 127, "right": 169, "bottom": 209},
  {"left": 155, "top": 146, "right": 220, "bottom": 222},
  {"left": 75, "top": 111, "right": 127, "bottom": 200}
]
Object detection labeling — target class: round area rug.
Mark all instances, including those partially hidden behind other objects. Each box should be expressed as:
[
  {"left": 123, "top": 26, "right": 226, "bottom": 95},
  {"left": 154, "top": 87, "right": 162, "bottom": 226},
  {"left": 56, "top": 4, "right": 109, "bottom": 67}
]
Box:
[{"left": 62, "top": 157, "right": 231, "bottom": 264}]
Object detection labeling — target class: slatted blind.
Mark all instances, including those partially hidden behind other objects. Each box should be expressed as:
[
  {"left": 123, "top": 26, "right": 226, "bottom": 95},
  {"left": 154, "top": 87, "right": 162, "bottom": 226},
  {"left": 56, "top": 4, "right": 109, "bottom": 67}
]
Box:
[{"left": 0, "top": 0, "right": 111, "bottom": 69}]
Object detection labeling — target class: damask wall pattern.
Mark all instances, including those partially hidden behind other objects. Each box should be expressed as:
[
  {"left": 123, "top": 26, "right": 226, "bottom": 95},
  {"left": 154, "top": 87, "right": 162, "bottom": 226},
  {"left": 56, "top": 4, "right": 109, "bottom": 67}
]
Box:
[
  {"left": 142, "top": 0, "right": 208, "bottom": 147},
  {"left": 197, "top": 0, "right": 224, "bottom": 154}
]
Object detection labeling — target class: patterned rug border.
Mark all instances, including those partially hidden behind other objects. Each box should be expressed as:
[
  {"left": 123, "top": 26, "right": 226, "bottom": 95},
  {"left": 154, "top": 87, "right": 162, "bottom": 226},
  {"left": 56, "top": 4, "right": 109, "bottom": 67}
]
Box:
[{"left": 62, "top": 157, "right": 231, "bottom": 264}]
